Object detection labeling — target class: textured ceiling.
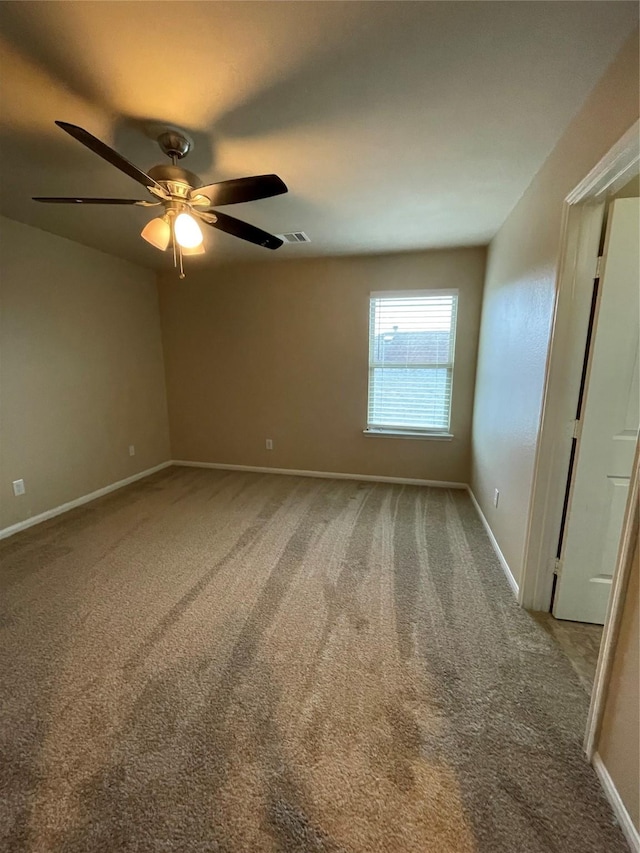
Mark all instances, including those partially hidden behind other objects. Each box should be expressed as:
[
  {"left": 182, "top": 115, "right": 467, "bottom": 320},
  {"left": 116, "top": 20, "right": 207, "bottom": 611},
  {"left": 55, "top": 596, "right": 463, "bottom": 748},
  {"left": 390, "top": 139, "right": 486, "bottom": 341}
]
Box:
[{"left": 0, "top": 1, "right": 637, "bottom": 270}]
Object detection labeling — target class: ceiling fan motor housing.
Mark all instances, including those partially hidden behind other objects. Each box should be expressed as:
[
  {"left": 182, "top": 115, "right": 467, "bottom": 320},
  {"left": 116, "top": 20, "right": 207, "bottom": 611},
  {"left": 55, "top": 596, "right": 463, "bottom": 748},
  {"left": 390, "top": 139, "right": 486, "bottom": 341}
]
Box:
[{"left": 148, "top": 164, "right": 201, "bottom": 194}]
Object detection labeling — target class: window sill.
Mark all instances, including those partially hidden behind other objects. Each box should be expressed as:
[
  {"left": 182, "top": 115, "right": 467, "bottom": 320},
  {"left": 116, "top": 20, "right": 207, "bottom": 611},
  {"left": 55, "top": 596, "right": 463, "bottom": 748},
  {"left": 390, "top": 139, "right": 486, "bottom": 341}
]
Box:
[{"left": 363, "top": 429, "right": 454, "bottom": 441}]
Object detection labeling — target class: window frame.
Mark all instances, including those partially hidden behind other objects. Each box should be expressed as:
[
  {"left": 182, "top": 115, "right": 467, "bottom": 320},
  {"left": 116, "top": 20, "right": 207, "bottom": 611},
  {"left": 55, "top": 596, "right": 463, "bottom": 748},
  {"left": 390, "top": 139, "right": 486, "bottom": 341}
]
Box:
[{"left": 365, "top": 288, "right": 459, "bottom": 439}]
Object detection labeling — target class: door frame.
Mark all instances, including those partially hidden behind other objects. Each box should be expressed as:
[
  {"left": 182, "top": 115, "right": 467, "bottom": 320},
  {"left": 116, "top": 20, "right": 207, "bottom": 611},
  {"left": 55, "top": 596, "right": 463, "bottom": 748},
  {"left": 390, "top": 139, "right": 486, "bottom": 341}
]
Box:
[
  {"left": 517, "top": 119, "right": 639, "bottom": 749},
  {"left": 585, "top": 441, "right": 639, "bottom": 757}
]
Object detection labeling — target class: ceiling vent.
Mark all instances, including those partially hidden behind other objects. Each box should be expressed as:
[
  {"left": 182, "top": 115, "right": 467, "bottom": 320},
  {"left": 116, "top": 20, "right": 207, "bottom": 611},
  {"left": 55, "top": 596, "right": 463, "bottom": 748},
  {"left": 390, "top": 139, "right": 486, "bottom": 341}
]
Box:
[{"left": 278, "top": 231, "right": 311, "bottom": 243}]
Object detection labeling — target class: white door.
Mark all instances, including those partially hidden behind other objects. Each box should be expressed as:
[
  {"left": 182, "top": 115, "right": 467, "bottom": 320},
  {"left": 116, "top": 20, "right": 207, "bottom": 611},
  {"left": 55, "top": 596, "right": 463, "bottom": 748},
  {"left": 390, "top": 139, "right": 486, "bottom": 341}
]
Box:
[{"left": 553, "top": 198, "right": 640, "bottom": 624}]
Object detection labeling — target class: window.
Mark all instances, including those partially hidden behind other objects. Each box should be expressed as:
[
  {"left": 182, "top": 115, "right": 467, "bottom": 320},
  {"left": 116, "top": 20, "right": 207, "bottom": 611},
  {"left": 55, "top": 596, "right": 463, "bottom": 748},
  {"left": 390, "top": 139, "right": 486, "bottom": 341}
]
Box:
[{"left": 367, "top": 290, "right": 458, "bottom": 436}]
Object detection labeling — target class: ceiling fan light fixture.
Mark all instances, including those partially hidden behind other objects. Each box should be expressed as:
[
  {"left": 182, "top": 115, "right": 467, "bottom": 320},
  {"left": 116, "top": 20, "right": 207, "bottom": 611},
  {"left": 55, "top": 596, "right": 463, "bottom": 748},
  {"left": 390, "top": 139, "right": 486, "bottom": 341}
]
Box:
[
  {"left": 141, "top": 215, "right": 171, "bottom": 251},
  {"left": 174, "top": 212, "right": 203, "bottom": 249}
]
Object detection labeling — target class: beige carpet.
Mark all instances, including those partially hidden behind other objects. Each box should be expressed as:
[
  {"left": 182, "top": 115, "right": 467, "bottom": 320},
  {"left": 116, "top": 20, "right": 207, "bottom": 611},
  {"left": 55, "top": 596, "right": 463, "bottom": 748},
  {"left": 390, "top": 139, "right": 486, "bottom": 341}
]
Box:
[
  {"left": 0, "top": 466, "right": 627, "bottom": 852},
  {"left": 533, "top": 613, "right": 604, "bottom": 694}
]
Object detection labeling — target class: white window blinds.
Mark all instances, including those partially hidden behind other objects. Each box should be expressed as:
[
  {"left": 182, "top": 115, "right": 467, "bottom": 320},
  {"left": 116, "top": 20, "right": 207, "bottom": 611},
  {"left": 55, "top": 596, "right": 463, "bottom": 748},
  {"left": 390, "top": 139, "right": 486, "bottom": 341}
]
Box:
[{"left": 368, "top": 290, "right": 458, "bottom": 433}]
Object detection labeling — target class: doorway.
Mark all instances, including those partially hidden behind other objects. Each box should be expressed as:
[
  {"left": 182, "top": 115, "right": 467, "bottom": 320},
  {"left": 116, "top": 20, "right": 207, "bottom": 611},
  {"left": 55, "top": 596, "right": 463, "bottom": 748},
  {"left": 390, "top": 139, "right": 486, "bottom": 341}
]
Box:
[
  {"left": 518, "top": 120, "right": 639, "bottom": 751},
  {"left": 538, "top": 191, "right": 640, "bottom": 693},
  {"left": 553, "top": 194, "right": 639, "bottom": 627},
  {"left": 539, "top": 189, "right": 639, "bottom": 694}
]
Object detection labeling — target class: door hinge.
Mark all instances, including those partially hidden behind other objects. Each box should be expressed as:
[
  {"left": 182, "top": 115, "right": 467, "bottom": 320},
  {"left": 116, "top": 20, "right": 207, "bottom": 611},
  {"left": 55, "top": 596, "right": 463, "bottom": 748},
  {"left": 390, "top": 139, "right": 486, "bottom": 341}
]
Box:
[
  {"left": 595, "top": 255, "right": 603, "bottom": 278},
  {"left": 573, "top": 419, "right": 581, "bottom": 440},
  {"left": 554, "top": 558, "right": 562, "bottom": 577}
]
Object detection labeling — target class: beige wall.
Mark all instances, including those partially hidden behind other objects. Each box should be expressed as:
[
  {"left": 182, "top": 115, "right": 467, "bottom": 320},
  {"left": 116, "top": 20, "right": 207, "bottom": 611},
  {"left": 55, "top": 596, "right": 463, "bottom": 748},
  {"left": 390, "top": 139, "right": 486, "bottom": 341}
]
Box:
[
  {"left": 0, "top": 216, "right": 171, "bottom": 530},
  {"left": 598, "top": 529, "right": 640, "bottom": 831},
  {"left": 614, "top": 174, "right": 640, "bottom": 199},
  {"left": 158, "top": 248, "right": 486, "bottom": 483},
  {"left": 471, "top": 28, "right": 640, "bottom": 583}
]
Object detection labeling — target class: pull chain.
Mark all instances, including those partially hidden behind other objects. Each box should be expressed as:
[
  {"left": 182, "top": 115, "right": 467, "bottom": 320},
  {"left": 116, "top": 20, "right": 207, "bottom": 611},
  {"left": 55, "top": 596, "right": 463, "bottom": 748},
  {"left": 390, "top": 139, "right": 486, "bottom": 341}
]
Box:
[{"left": 170, "top": 210, "right": 187, "bottom": 280}]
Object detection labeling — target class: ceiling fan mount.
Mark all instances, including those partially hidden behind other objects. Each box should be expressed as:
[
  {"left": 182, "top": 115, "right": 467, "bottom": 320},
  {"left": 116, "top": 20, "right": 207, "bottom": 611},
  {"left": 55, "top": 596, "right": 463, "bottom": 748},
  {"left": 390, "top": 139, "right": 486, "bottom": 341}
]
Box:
[
  {"left": 32, "top": 121, "right": 289, "bottom": 278},
  {"left": 156, "top": 127, "right": 193, "bottom": 162}
]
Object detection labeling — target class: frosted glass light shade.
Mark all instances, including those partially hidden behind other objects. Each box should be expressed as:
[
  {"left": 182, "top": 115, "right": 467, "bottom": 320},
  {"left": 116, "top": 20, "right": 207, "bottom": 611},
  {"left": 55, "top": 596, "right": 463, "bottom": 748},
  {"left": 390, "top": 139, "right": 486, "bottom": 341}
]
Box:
[
  {"left": 182, "top": 242, "right": 206, "bottom": 256},
  {"left": 141, "top": 216, "right": 171, "bottom": 251},
  {"left": 174, "top": 212, "right": 203, "bottom": 249}
]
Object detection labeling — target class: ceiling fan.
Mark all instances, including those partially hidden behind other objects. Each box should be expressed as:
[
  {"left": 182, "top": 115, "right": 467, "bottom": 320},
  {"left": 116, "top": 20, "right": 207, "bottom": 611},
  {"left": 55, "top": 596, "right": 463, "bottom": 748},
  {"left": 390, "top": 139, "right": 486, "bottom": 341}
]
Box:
[{"left": 33, "top": 122, "right": 288, "bottom": 278}]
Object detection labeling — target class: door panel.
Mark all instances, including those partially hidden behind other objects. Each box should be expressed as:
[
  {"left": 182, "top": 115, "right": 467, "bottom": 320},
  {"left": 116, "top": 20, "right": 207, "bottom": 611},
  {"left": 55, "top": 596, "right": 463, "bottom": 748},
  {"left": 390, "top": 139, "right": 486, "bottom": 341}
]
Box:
[{"left": 554, "top": 198, "right": 640, "bottom": 623}]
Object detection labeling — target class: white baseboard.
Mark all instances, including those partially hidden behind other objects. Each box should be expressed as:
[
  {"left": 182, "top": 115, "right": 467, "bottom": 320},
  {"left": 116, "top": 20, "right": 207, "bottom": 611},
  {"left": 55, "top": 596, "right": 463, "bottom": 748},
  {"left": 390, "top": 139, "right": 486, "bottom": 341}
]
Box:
[
  {"left": 467, "top": 486, "right": 519, "bottom": 598},
  {"left": 0, "top": 461, "right": 173, "bottom": 541},
  {"left": 0, "top": 459, "right": 466, "bottom": 541},
  {"left": 593, "top": 752, "right": 640, "bottom": 852},
  {"left": 172, "top": 460, "right": 467, "bottom": 489}
]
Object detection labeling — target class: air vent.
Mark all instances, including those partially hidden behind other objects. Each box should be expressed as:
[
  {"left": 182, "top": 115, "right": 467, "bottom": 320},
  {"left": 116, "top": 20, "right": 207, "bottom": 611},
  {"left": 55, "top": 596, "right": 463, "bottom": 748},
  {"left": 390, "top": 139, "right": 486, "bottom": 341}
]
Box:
[{"left": 278, "top": 231, "right": 311, "bottom": 244}]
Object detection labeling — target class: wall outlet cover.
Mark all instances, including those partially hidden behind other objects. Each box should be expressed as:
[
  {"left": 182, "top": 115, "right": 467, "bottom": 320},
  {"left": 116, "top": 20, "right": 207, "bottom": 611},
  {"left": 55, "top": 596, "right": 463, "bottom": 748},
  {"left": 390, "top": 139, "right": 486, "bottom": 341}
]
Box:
[{"left": 12, "top": 479, "right": 25, "bottom": 496}]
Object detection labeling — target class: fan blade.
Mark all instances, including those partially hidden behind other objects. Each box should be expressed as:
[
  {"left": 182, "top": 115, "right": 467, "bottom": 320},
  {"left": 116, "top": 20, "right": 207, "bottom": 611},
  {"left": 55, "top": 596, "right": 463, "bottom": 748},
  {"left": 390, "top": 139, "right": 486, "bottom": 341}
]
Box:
[
  {"left": 200, "top": 210, "right": 283, "bottom": 249},
  {"left": 194, "top": 174, "right": 287, "bottom": 206},
  {"left": 55, "top": 121, "right": 161, "bottom": 191},
  {"left": 33, "top": 197, "right": 149, "bottom": 205}
]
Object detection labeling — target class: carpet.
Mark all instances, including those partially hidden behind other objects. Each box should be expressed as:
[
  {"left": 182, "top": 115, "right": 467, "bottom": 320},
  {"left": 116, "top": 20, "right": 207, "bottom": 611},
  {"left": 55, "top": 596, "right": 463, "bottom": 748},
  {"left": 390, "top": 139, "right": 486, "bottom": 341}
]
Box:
[{"left": 0, "top": 466, "right": 627, "bottom": 852}]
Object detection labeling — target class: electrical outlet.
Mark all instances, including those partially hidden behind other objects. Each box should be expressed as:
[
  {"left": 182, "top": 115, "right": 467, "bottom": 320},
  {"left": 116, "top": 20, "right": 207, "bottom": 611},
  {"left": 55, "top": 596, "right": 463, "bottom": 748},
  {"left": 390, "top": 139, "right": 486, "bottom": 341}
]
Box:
[
  {"left": 494, "top": 488, "right": 500, "bottom": 508},
  {"left": 129, "top": 445, "right": 135, "bottom": 457},
  {"left": 12, "top": 479, "right": 25, "bottom": 496},
  {"left": 265, "top": 439, "right": 273, "bottom": 450}
]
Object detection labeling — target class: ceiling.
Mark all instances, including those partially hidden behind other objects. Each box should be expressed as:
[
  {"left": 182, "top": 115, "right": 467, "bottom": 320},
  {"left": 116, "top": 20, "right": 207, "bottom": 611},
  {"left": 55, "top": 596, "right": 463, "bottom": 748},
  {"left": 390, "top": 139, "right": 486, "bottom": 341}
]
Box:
[{"left": 0, "top": 1, "right": 637, "bottom": 270}]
